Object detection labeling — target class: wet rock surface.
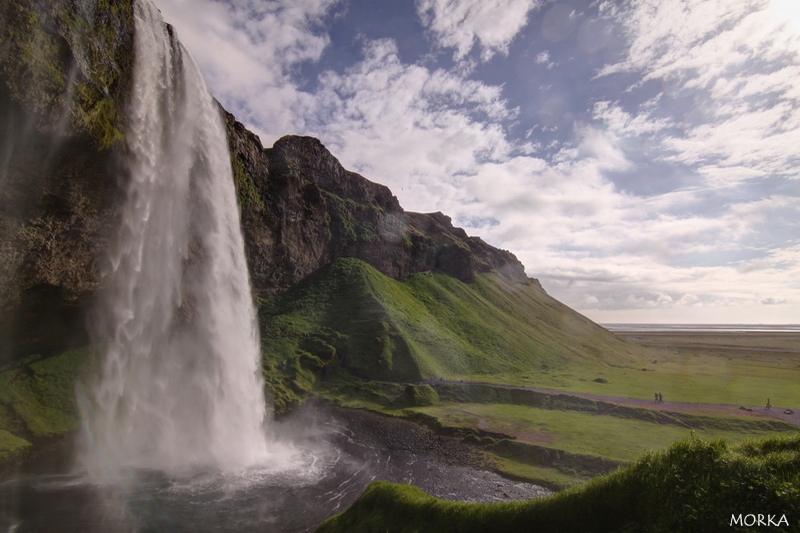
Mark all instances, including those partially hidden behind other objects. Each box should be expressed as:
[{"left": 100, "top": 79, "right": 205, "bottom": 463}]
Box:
[
  {"left": 326, "top": 407, "right": 551, "bottom": 503},
  {"left": 330, "top": 407, "right": 488, "bottom": 469}
]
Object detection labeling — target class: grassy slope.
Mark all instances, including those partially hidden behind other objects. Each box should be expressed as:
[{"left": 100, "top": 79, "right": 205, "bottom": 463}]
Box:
[
  {"left": 259, "top": 258, "right": 649, "bottom": 411},
  {"left": 0, "top": 348, "right": 88, "bottom": 461},
  {"left": 261, "top": 257, "right": 798, "bottom": 491},
  {"left": 316, "top": 434, "right": 800, "bottom": 533}
]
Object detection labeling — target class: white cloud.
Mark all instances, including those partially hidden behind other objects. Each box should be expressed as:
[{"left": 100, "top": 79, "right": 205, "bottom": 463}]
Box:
[
  {"left": 150, "top": 0, "right": 800, "bottom": 324},
  {"left": 576, "top": 127, "right": 632, "bottom": 172},
  {"left": 598, "top": 0, "right": 769, "bottom": 79},
  {"left": 560, "top": 241, "right": 800, "bottom": 321},
  {"left": 416, "top": 0, "right": 543, "bottom": 61},
  {"left": 598, "top": 0, "right": 800, "bottom": 188},
  {"left": 583, "top": 295, "right": 600, "bottom": 308},
  {"left": 297, "top": 39, "right": 514, "bottom": 212},
  {"left": 678, "top": 293, "right": 702, "bottom": 306},
  {"left": 767, "top": 0, "right": 800, "bottom": 34},
  {"left": 152, "top": 0, "right": 339, "bottom": 139},
  {"left": 593, "top": 101, "right": 673, "bottom": 137}
]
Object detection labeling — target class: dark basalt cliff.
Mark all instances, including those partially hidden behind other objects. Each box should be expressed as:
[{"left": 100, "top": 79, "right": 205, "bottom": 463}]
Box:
[
  {"left": 225, "top": 113, "right": 529, "bottom": 296},
  {"left": 0, "top": 0, "right": 534, "bottom": 361}
]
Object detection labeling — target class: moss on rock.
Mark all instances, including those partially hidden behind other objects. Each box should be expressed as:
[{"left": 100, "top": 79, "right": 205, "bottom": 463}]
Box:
[
  {"left": 0, "top": 347, "right": 90, "bottom": 463},
  {"left": 0, "top": 0, "right": 134, "bottom": 148}
]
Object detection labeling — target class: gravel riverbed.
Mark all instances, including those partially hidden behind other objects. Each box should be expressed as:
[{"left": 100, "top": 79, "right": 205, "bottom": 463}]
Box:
[{"left": 324, "top": 406, "right": 551, "bottom": 503}]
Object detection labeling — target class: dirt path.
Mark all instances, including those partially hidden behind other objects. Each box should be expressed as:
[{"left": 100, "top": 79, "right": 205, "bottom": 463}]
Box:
[{"left": 420, "top": 379, "right": 800, "bottom": 428}]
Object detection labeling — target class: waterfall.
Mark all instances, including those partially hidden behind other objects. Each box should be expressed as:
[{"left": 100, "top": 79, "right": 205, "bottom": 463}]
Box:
[{"left": 79, "top": 0, "right": 270, "bottom": 477}]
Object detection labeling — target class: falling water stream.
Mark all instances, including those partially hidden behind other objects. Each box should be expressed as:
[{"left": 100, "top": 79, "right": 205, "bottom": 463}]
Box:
[
  {"left": 77, "top": 0, "right": 272, "bottom": 478},
  {"left": 0, "top": 1, "right": 549, "bottom": 530}
]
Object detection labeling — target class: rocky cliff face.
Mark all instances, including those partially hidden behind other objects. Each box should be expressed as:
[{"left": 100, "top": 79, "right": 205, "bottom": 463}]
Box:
[
  {"left": 226, "top": 113, "right": 530, "bottom": 295},
  {"left": 0, "top": 0, "right": 534, "bottom": 361},
  {"left": 0, "top": 0, "right": 134, "bottom": 358}
]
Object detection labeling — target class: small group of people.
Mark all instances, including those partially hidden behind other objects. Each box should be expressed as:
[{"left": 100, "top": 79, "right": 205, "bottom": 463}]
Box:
[{"left": 654, "top": 392, "right": 664, "bottom": 404}]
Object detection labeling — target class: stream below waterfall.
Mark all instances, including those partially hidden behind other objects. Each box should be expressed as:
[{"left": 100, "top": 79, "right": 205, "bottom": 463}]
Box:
[{"left": 0, "top": 407, "right": 550, "bottom": 532}]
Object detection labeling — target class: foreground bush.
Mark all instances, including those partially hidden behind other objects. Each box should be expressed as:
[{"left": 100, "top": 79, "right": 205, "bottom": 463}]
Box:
[{"left": 316, "top": 433, "right": 800, "bottom": 532}]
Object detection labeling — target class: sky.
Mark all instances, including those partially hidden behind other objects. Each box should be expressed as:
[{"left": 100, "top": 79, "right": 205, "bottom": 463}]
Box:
[{"left": 149, "top": 0, "right": 800, "bottom": 324}]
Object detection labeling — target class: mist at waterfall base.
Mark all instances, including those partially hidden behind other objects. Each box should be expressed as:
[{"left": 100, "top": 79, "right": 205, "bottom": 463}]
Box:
[
  {"left": 1, "top": 2, "right": 549, "bottom": 530},
  {"left": 1, "top": 406, "right": 550, "bottom": 532}
]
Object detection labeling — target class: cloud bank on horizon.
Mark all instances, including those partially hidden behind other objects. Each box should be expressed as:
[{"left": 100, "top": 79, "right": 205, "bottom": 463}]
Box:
[{"left": 152, "top": 0, "right": 800, "bottom": 324}]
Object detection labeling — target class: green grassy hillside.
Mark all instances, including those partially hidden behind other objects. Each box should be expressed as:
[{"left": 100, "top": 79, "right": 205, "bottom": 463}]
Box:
[
  {"left": 259, "top": 258, "right": 649, "bottom": 411},
  {"left": 0, "top": 348, "right": 89, "bottom": 462},
  {"left": 316, "top": 433, "right": 800, "bottom": 532}
]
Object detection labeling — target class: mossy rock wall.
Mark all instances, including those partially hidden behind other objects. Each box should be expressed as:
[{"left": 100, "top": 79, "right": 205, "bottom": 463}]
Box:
[
  {"left": 0, "top": 0, "right": 134, "bottom": 148},
  {"left": 0, "top": 347, "right": 90, "bottom": 462},
  {"left": 0, "top": 0, "right": 135, "bottom": 363}
]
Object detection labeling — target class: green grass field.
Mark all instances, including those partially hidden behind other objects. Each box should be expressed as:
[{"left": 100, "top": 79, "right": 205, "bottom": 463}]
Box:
[
  {"left": 470, "top": 348, "right": 800, "bottom": 408},
  {"left": 411, "top": 403, "right": 797, "bottom": 462},
  {"left": 259, "top": 258, "right": 653, "bottom": 411},
  {"left": 317, "top": 374, "right": 799, "bottom": 489},
  {"left": 314, "top": 315, "right": 799, "bottom": 490},
  {"left": 260, "top": 257, "right": 799, "bottom": 417}
]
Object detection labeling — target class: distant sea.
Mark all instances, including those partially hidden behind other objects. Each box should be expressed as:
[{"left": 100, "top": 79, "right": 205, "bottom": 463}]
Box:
[{"left": 601, "top": 324, "right": 800, "bottom": 333}]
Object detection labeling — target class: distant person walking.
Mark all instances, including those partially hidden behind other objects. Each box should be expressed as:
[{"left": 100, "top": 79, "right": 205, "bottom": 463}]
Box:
[
  {"left": 766, "top": 398, "right": 772, "bottom": 409},
  {"left": 655, "top": 392, "right": 659, "bottom": 403},
  {"left": 658, "top": 392, "right": 663, "bottom": 404}
]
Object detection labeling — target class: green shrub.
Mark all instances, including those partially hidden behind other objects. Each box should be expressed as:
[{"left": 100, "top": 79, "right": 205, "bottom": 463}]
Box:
[{"left": 401, "top": 384, "right": 439, "bottom": 407}]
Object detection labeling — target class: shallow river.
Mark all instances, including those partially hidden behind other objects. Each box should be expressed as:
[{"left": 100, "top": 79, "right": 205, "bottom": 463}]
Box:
[{"left": 0, "top": 408, "right": 549, "bottom": 532}]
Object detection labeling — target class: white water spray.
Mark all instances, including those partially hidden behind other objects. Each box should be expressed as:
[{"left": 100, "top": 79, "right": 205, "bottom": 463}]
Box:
[{"left": 80, "top": 0, "right": 270, "bottom": 477}]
